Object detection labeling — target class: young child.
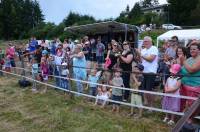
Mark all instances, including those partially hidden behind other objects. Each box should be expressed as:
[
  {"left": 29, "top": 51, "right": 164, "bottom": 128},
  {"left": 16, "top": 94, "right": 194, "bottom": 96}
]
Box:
[
  {"left": 95, "top": 85, "right": 111, "bottom": 108},
  {"left": 60, "top": 62, "right": 69, "bottom": 90},
  {"left": 88, "top": 69, "right": 100, "bottom": 96},
  {"left": 32, "top": 58, "right": 39, "bottom": 93},
  {"left": 162, "top": 64, "right": 181, "bottom": 126},
  {"left": 4, "top": 56, "right": 11, "bottom": 73},
  {"left": 110, "top": 69, "right": 124, "bottom": 113},
  {"left": 40, "top": 54, "right": 49, "bottom": 93},
  {"left": 129, "top": 64, "right": 144, "bottom": 118}
]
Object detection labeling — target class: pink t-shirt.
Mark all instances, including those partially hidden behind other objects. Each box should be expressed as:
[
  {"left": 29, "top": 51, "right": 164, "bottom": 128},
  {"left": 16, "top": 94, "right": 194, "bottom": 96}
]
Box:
[{"left": 6, "top": 47, "right": 15, "bottom": 59}]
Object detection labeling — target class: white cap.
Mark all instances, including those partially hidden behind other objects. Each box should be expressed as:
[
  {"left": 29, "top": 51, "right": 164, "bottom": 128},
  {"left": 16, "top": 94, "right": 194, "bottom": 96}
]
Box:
[{"left": 62, "top": 62, "right": 67, "bottom": 66}]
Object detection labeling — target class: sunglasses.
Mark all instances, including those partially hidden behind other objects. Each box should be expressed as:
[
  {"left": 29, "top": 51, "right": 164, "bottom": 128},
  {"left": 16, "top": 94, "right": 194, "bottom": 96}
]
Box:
[{"left": 123, "top": 43, "right": 128, "bottom": 45}]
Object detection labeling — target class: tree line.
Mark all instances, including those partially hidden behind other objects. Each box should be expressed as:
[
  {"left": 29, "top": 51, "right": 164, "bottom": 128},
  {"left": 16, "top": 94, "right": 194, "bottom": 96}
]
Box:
[
  {"left": 0, "top": 0, "right": 200, "bottom": 40},
  {"left": 0, "top": 0, "right": 44, "bottom": 40}
]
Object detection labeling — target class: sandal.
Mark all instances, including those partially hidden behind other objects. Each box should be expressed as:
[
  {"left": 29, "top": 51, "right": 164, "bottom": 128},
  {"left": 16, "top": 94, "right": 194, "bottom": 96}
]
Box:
[
  {"left": 167, "top": 120, "right": 175, "bottom": 126},
  {"left": 163, "top": 117, "right": 169, "bottom": 123}
]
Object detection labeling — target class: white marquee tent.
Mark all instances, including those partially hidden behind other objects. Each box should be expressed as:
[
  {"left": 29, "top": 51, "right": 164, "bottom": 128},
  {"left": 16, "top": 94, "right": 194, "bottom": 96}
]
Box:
[{"left": 157, "top": 29, "right": 200, "bottom": 47}]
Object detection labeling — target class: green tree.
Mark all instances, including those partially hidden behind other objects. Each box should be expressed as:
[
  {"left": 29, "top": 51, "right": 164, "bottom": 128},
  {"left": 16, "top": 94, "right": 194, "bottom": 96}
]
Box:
[
  {"left": 63, "top": 12, "right": 95, "bottom": 27},
  {"left": 0, "top": 0, "right": 44, "bottom": 40},
  {"left": 140, "top": 0, "right": 159, "bottom": 8},
  {"left": 189, "top": 0, "right": 200, "bottom": 25},
  {"left": 168, "top": 0, "right": 199, "bottom": 25},
  {"left": 129, "top": 2, "right": 143, "bottom": 25}
]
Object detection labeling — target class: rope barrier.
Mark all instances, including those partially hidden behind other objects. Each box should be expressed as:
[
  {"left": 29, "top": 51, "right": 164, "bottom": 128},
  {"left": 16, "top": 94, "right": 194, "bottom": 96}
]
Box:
[
  {"left": 10, "top": 66, "right": 198, "bottom": 100},
  {"left": 1, "top": 69, "right": 200, "bottom": 120}
]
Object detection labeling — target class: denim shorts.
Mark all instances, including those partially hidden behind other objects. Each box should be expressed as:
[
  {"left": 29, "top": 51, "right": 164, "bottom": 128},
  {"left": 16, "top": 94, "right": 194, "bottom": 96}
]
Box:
[{"left": 112, "top": 95, "right": 122, "bottom": 105}]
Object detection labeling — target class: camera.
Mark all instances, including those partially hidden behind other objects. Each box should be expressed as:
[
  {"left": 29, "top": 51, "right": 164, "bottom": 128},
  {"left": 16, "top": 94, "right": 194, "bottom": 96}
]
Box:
[{"left": 114, "top": 52, "right": 121, "bottom": 57}]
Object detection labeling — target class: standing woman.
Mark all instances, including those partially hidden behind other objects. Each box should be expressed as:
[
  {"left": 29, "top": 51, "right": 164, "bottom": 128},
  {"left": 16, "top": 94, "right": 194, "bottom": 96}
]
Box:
[
  {"left": 180, "top": 41, "right": 200, "bottom": 123},
  {"left": 104, "top": 41, "right": 119, "bottom": 84},
  {"left": 172, "top": 46, "right": 188, "bottom": 65},
  {"left": 72, "top": 44, "right": 87, "bottom": 95},
  {"left": 119, "top": 41, "right": 133, "bottom": 101},
  {"left": 105, "top": 41, "right": 119, "bottom": 70}
]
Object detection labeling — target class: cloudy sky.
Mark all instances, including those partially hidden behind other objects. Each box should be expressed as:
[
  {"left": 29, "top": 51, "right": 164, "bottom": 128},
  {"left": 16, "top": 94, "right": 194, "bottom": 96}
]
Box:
[{"left": 38, "top": 0, "right": 167, "bottom": 25}]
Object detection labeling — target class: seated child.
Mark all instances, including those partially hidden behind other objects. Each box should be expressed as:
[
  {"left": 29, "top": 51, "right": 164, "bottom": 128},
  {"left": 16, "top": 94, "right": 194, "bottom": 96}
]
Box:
[
  {"left": 162, "top": 64, "right": 181, "bottom": 126},
  {"left": 95, "top": 85, "right": 111, "bottom": 108},
  {"left": 110, "top": 69, "right": 124, "bottom": 113},
  {"left": 129, "top": 64, "right": 144, "bottom": 118}
]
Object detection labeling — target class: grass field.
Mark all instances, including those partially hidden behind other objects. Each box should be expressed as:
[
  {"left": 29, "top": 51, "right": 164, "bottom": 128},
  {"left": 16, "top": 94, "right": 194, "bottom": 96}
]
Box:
[{"left": 0, "top": 75, "right": 171, "bottom": 132}]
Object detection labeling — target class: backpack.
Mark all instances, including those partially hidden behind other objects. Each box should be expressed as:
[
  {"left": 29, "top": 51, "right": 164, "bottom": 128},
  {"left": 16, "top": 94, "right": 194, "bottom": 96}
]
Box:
[{"left": 18, "top": 79, "right": 31, "bottom": 87}]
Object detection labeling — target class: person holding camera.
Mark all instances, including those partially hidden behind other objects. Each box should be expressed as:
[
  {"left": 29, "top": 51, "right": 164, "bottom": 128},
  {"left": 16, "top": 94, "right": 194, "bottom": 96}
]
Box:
[
  {"left": 105, "top": 41, "right": 120, "bottom": 70},
  {"left": 118, "top": 41, "right": 133, "bottom": 101}
]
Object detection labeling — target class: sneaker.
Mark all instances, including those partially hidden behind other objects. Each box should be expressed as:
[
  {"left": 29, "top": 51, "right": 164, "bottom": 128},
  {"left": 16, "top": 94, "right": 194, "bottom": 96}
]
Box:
[
  {"left": 163, "top": 117, "right": 169, "bottom": 123},
  {"left": 123, "top": 99, "right": 127, "bottom": 102},
  {"left": 32, "top": 88, "right": 38, "bottom": 93},
  {"left": 167, "top": 120, "right": 175, "bottom": 126}
]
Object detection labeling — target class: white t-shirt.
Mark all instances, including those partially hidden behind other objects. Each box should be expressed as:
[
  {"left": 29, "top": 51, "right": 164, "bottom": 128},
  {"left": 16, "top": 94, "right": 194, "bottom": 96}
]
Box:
[{"left": 141, "top": 46, "right": 158, "bottom": 73}]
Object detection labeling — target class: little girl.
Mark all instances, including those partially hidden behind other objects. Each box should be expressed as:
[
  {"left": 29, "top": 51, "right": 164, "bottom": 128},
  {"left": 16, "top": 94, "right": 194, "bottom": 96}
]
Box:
[
  {"left": 110, "top": 69, "right": 124, "bottom": 113},
  {"left": 95, "top": 85, "right": 111, "bottom": 108},
  {"left": 162, "top": 64, "right": 181, "bottom": 126},
  {"left": 40, "top": 50, "right": 49, "bottom": 93}
]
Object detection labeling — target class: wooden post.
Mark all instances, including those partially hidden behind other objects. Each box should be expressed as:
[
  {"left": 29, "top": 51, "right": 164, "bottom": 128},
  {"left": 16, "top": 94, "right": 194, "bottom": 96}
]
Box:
[{"left": 172, "top": 96, "right": 200, "bottom": 132}]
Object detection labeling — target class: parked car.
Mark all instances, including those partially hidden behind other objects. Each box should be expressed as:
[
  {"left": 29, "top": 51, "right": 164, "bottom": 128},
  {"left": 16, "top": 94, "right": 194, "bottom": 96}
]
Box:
[{"left": 162, "top": 24, "right": 182, "bottom": 30}]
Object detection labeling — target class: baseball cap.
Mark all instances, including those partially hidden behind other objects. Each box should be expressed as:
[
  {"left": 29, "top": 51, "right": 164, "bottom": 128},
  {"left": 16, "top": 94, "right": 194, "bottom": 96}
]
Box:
[{"left": 42, "top": 50, "right": 48, "bottom": 55}]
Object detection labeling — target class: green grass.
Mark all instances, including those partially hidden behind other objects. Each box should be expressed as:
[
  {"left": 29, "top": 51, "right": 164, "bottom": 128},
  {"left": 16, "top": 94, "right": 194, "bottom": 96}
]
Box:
[{"left": 0, "top": 76, "right": 170, "bottom": 132}]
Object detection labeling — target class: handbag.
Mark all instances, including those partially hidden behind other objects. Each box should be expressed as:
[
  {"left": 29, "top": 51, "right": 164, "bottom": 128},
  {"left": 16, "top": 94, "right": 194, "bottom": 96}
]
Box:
[{"left": 104, "top": 58, "right": 111, "bottom": 69}]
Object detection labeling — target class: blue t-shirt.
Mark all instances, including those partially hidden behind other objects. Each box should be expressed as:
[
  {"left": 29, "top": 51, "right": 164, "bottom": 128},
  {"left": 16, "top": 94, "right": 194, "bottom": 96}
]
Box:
[
  {"left": 32, "top": 63, "right": 39, "bottom": 74},
  {"left": 29, "top": 40, "right": 38, "bottom": 52},
  {"left": 73, "top": 56, "right": 87, "bottom": 80},
  {"left": 88, "top": 75, "right": 99, "bottom": 88}
]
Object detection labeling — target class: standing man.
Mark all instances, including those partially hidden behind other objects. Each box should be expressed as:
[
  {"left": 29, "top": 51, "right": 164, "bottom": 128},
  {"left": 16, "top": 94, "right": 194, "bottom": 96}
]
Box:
[
  {"left": 141, "top": 36, "right": 158, "bottom": 109},
  {"left": 96, "top": 38, "right": 105, "bottom": 66},
  {"left": 29, "top": 36, "right": 38, "bottom": 52}
]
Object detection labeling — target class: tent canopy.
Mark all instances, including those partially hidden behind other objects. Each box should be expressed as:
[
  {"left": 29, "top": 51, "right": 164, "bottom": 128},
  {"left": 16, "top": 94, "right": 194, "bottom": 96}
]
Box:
[
  {"left": 64, "top": 21, "right": 139, "bottom": 35},
  {"left": 157, "top": 29, "right": 200, "bottom": 46}
]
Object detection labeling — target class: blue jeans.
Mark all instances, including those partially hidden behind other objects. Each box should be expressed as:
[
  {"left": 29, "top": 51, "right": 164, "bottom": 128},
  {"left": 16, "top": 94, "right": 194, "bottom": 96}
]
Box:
[
  {"left": 54, "top": 67, "right": 61, "bottom": 87},
  {"left": 60, "top": 75, "right": 69, "bottom": 90},
  {"left": 89, "top": 87, "right": 97, "bottom": 96},
  {"left": 74, "top": 74, "right": 83, "bottom": 96},
  {"left": 96, "top": 56, "right": 104, "bottom": 64}
]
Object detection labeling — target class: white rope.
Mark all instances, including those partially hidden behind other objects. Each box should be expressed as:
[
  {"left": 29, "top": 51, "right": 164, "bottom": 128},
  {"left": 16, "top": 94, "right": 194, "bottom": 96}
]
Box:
[
  {"left": 11, "top": 66, "right": 197, "bottom": 100},
  {"left": 1, "top": 69, "right": 200, "bottom": 120}
]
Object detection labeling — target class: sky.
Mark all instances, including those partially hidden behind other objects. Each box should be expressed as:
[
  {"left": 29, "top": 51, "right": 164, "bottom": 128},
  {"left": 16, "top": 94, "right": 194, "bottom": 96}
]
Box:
[{"left": 38, "top": 0, "right": 167, "bottom": 25}]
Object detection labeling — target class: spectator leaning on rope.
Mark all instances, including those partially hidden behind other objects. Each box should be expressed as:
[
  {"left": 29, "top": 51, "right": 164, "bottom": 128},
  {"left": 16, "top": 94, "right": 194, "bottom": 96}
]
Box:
[
  {"left": 72, "top": 44, "right": 87, "bottom": 95},
  {"left": 141, "top": 36, "right": 158, "bottom": 109},
  {"left": 180, "top": 41, "right": 200, "bottom": 124}
]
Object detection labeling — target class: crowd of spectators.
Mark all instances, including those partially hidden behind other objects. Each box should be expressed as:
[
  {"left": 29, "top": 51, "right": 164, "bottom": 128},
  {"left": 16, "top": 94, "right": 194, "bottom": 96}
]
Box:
[{"left": 0, "top": 35, "right": 200, "bottom": 126}]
